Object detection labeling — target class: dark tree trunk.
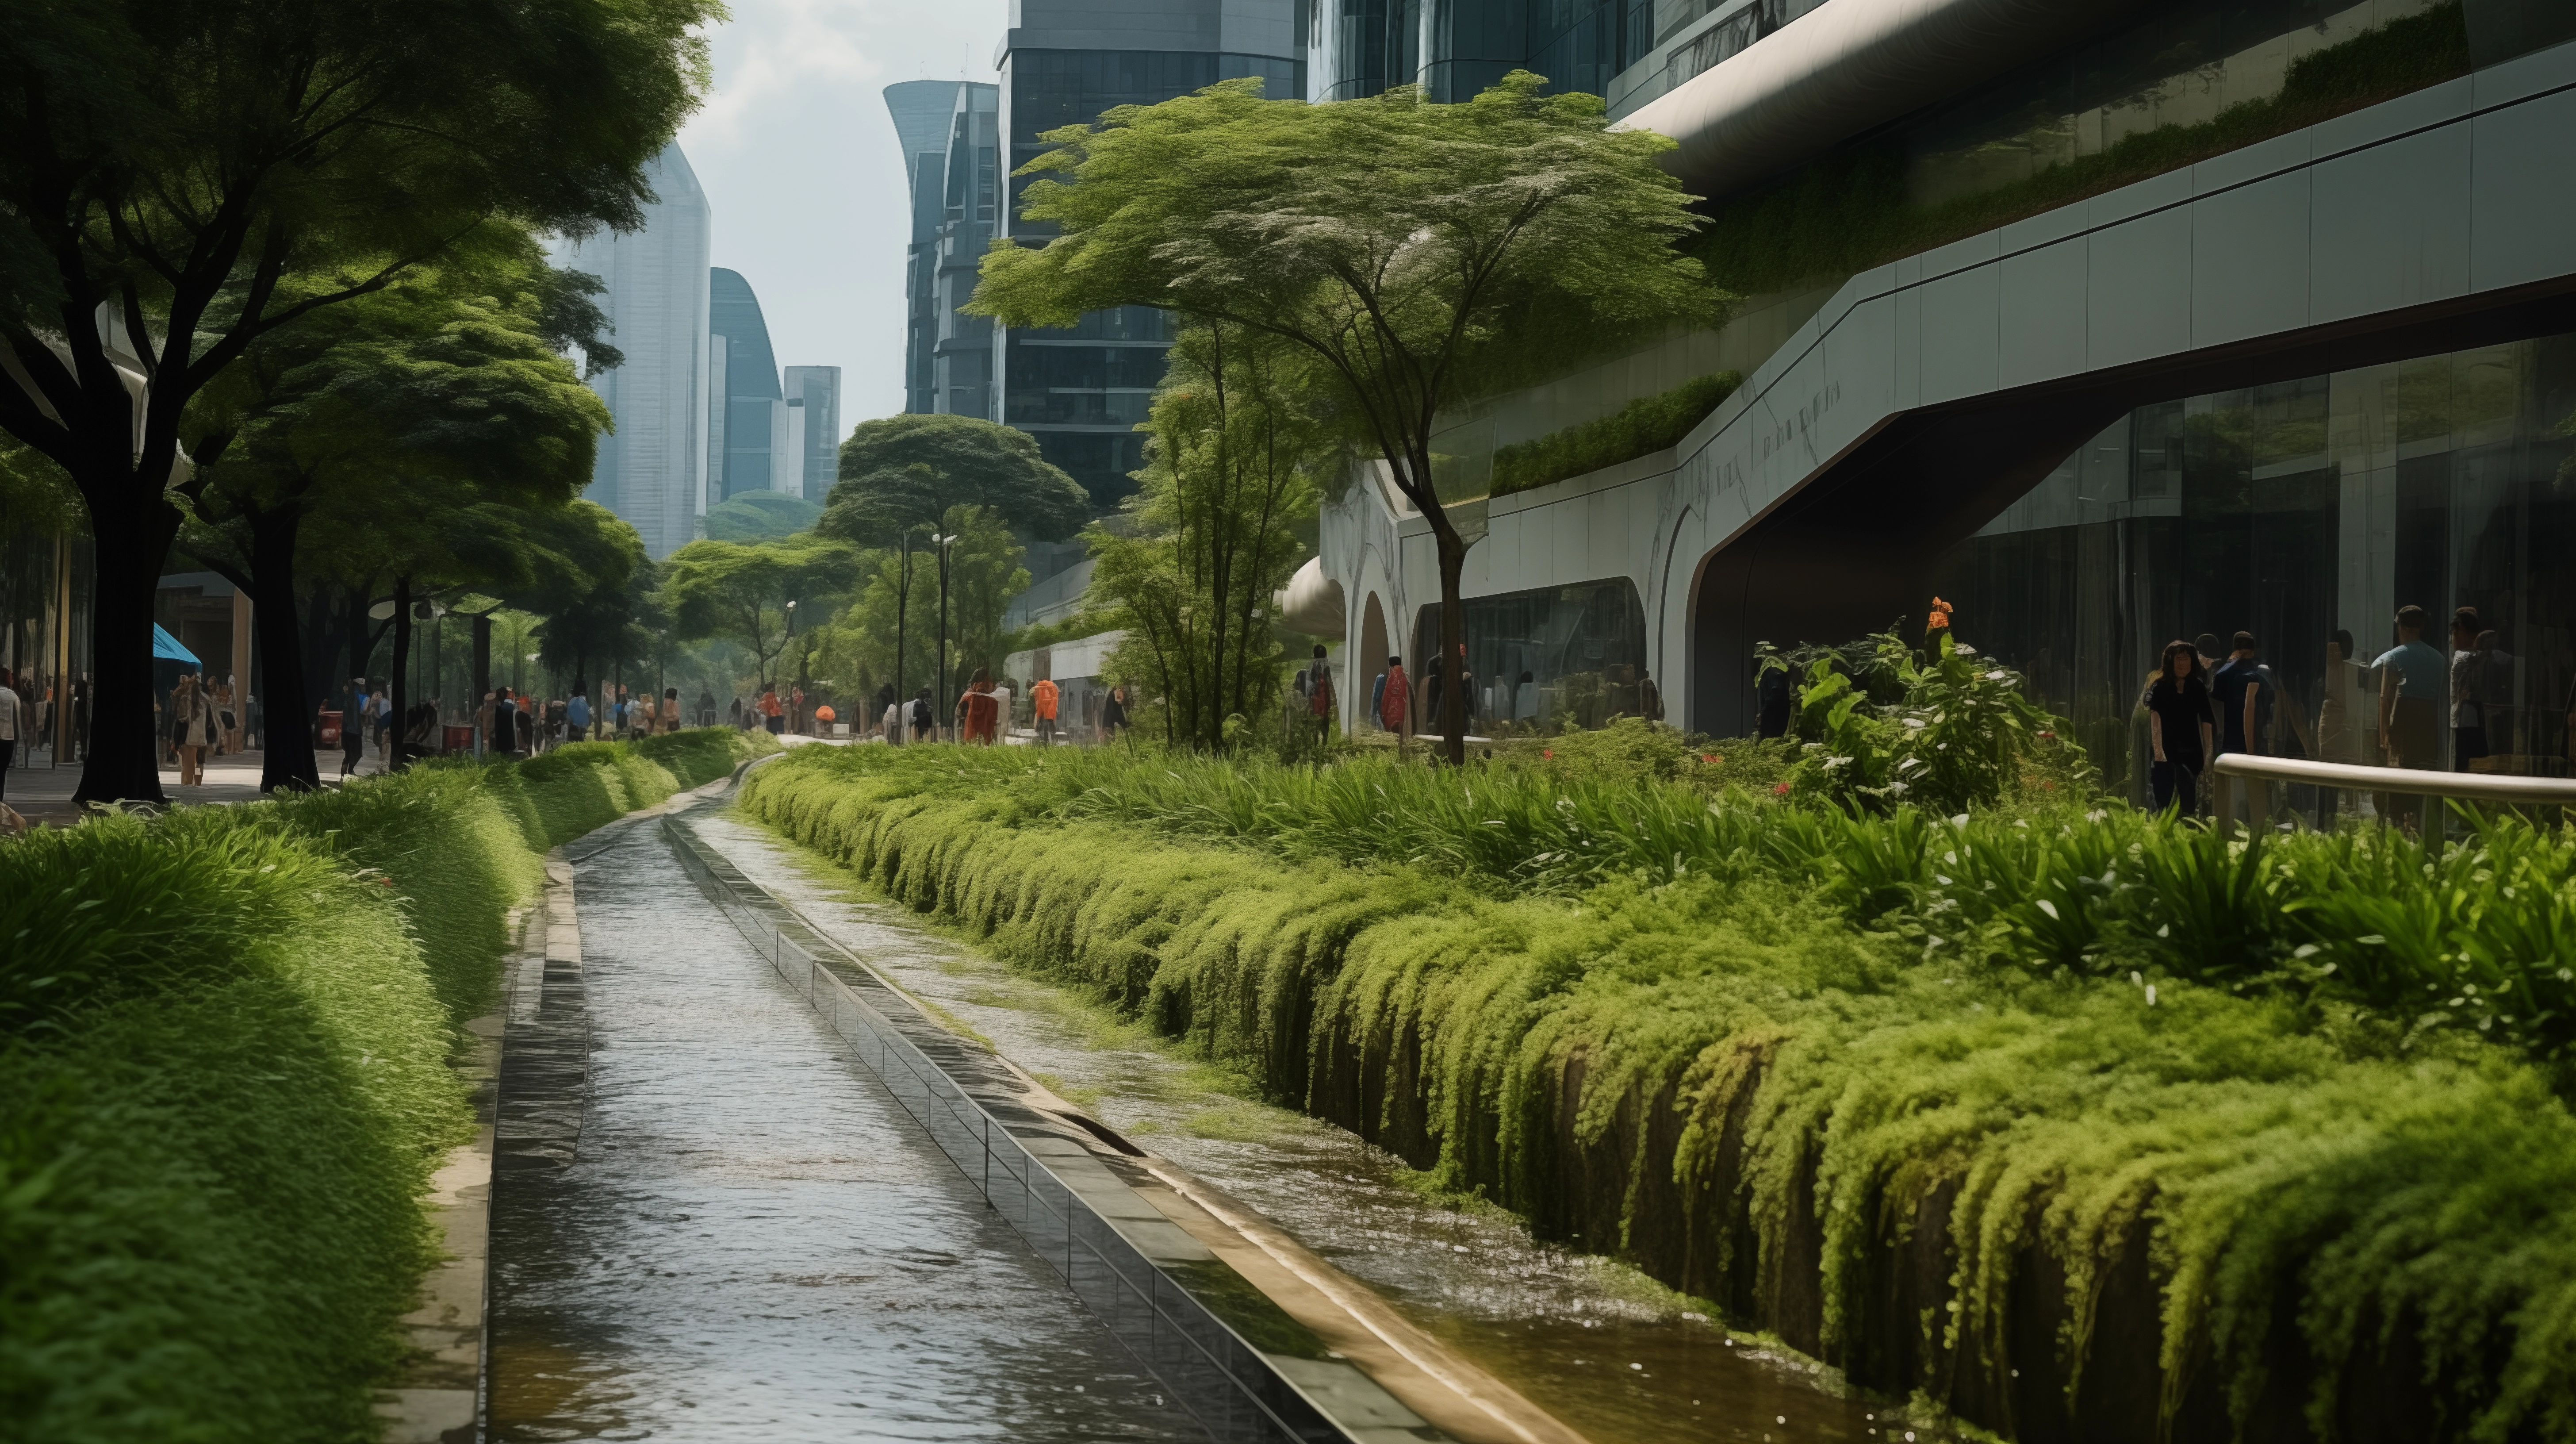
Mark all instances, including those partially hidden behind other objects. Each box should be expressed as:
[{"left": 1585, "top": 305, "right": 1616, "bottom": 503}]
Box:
[
  {"left": 388, "top": 575, "right": 413, "bottom": 772},
  {"left": 1434, "top": 513, "right": 1469, "bottom": 768},
  {"left": 300, "top": 584, "right": 340, "bottom": 741},
  {"left": 348, "top": 582, "right": 374, "bottom": 683},
  {"left": 246, "top": 506, "right": 321, "bottom": 793},
  {"left": 72, "top": 497, "right": 185, "bottom": 806}
]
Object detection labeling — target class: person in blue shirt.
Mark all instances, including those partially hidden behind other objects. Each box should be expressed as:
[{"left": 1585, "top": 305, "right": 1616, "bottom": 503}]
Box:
[
  {"left": 566, "top": 691, "right": 590, "bottom": 737},
  {"left": 2374, "top": 604, "right": 2446, "bottom": 831},
  {"left": 2209, "top": 632, "right": 2276, "bottom": 758}
]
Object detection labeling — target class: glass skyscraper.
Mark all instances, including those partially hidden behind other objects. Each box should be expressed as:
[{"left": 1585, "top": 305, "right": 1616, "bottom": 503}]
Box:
[
  {"left": 707, "top": 267, "right": 782, "bottom": 504},
  {"left": 782, "top": 365, "right": 841, "bottom": 499},
  {"left": 550, "top": 142, "right": 711, "bottom": 561},
  {"left": 888, "top": 81, "right": 1001, "bottom": 422}
]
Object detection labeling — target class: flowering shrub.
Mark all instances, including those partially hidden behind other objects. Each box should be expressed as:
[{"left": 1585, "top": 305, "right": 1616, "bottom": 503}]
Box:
[{"left": 1759, "top": 630, "right": 2072, "bottom": 814}]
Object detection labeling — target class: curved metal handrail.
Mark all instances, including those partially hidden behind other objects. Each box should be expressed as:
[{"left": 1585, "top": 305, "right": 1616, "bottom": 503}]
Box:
[{"left": 2208, "top": 752, "right": 2576, "bottom": 804}]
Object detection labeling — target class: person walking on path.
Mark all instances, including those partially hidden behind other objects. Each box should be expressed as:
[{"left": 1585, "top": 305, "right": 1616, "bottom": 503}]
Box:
[
  {"left": 697, "top": 688, "right": 717, "bottom": 728},
  {"left": 2145, "top": 640, "right": 2214, "bottom": 816},
  {"left": 1101, "top": 684, "right": 1130, "bottom": 741},
  {"left": 1031, "top": 676, "right": 1060, "bottom": 747},
  {"left": 660, "top": 687, "right": 682, "bottom": 735},
  {"left": 758, "top": 684, "right": 785, "bottom": 736},
  {"left": 992, "top": 678, "right": 1014, "bottom": 739},
  {"left": 910, "top": 687, "right": 935, "bottom": 741},
  {"left": 1302, "top": 645, "right": 1335, "bottom": 745},
  {"left": 2375, "top": 604, "right": 2446, "bottom": 831},
  {"left": 958, "top": 668, "right": 1000, "bottom": 745},
  {"left": 2210, "top": 631, "right": 2276, "bottom": 825},
  {"left": 169, "top": 673, "right": 220, "bottom": 786},
  {"left": 214, "top": 676, "right": 242, "bottom": 755},
  {"left": 335, "top": 679, "right": 367, "bottom": 778},
  {"left": 0, "top": 668, "right": 20, "bottom": 804},
  {"left": 2315, "top": 629, "right": 2373, "bottom": 823},
  {"left": 2450, "top": 607, "right": 2491, "bottom": 771},
  {"left": 1375, "top": 656, "right": 1411, "bottom": 743},
  {"left": 566, "top": 690, "right": 591, "bottom": 744}
]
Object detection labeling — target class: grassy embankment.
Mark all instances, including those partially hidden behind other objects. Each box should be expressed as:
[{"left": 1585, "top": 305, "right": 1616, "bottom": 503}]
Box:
[
  {"left": 0, "top": 728, "right": 773, "bottom": 1444},
  {"left": 739, "top": 715, "right": 2576, "bottom": 1440}
]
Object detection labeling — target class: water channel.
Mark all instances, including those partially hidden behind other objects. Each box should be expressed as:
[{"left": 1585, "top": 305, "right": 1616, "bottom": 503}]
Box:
[{"left": 485, "top": 804, "right": 1938, "bottom": 1443}]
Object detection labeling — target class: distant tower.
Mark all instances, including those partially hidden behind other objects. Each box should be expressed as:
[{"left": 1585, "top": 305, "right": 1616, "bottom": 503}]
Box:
[
  {"left": 783, "top": 365, "right": 842, "bottom": 499},
  {"left": 550, "top": 142, "right": 712, "bottom": 560},
  {"left": 886, "top": 80, "right": 1000, "bottom": 422},
  {"left": 707, "top": 267, "right": 782, "bottom": 503}
]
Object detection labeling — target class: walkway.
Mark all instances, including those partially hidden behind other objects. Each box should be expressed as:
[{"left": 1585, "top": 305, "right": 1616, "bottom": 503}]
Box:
[{"left": 485, "top": 816, "right": 1208, "bottom": 1442}]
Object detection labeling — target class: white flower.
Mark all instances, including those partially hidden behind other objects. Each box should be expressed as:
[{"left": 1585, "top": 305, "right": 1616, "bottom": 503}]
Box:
[
  {"left": 2146, "top": 984, "right": 2158, "bottom": 1006},
  {"left": 1984, "top": 669, "right": 2008, "bottom": 680}
]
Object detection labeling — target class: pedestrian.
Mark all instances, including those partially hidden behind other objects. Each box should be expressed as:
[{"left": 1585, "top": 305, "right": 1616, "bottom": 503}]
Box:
[
  {"left": 1376, "top": 655, "right": 1411, "bottom": 740},
  {"left": 660, "top": 687, "right": 682, "bottom": 735},
  {"left": 1031, "top": 675, "right": 1060, "bottom": 746},
  {"left": 881, "top": 690, "right": 906, "bottom": 745},
  {"left": 992, "top": 676, "right": 1015, "bottom": 738},
  {"left": 336, "top": 678, "right": 368, "bottom": 778},
  {"left": 2450, "top": 607, "right": 2489, "bottom": 771},
  {"left": 0, "top": 668, "right": 19, "bottom": 804},
  {"left": 1369, "top": 664, "right": 1388, "bottom": 732},
  {"left": 789, "top": 685, "right": 805, "bottom": 735},
  {"left": 2209, "top": 631, "right": 2279, "bottom": 826},
  {"left": 2374, "top": 604, "right": 2446, "bottom": 831},
  {"left": 493, "top": 687, "right": 518, "bottom": 757},
  {"left": 567, "top": 688, "right": 593, "bottom": 745},
  {"left": 2144, "top": 640, "right": 2213, "bottom": 816},
  {"left": 1301, "top": 645, "right": 1334, "bottom": 744},
  {"left": 368, "top": 684, "right": 392, "bottom": 764},
  {"left": 910, "top": 687, "right": 934, "bottom": 741},
  {"left": 169, "top": 673, "right": 219, "bottom": 786},
  {"left": 2313, "top": 629, "right": 2372, "bottom": 823},
  {"left": 515, "top": 691, "right": 537, "bottom": 753},
  {"left": 758, "top": 684, "right": 785, "bottom": 736},
  {"left": 729, "top": 695, "right": 744, "bottom": 730},
  {"left": 697, "top": 687, "right": 717, "bottom": 728},
  {"left": 214, "top": 675, "right": 242, "bottom": 755},
  {"left": 958, "top": 667, "right": 999, "bottom": 745},
  {"left": 1101, "top": 684, "right": 1129, "bottom": 740}
]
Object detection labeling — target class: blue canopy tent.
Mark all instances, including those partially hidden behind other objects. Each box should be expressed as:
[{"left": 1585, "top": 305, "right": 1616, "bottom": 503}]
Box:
[{"left": 153, "top": 624, "right": 199, "bottom": 664}]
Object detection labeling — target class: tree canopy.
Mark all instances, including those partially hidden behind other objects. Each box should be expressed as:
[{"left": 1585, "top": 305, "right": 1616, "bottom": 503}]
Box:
[
  {"left": 705, "top": 489, "right": 823, "bottom": 542},
  {"left": 0, "top": 0, "right": 711, "bottom": 802},
  {"left": 659, "top": 536, "right": 859, "bottom": 688},
  {"left": 972, "top": 71, "right": 1719, "bottom": 762},
  {"left": 821, "top": 414, "right": 1092, "bottom": 543}
]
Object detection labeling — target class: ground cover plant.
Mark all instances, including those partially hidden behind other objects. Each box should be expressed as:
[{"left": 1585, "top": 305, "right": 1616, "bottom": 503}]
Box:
[
  {"left": 0, "top": 728, "right": 771, "bottom": 1444},
  {"left": 1489, "top": 371, "right": 1743, "bottom": 498},
  {"left": 738, "top": 690, "right": 2576, "bottom": 1439}
]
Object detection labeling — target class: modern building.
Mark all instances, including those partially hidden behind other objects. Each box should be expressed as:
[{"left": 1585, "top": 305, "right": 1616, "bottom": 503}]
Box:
[
  {"left": 782, "top": 365, "right": 842, "bottom": 499},
  {"left": 1316, "top": 0, "right": 1652, "bottom": 102},
  {"left": 888, "top": 80, "right": 1002, "bottom": 422},
  {"left": 550, "top": 143, "right": 712, "bottom": 560},
  {"left": 993, "top": 0, "right": 1303, "bottom": 519},
  {"left": 708, "top": 267, "right": 782, "bottom": 504},
  {"left": 1309, "top": 0, "right": 2576, "bottom": 804}
]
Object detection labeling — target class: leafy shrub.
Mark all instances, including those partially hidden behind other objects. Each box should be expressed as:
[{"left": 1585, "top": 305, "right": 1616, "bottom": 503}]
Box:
[
  {"left": 737, "top": 740, "right": 2576, "bottom": 1438},
  {"left": 0, "top": 728, "right": 771, "bottom": 1442},
  {"left": 1489, "top": 371, "right": 1742, "bottom": 497},
  {"left": 1761, "top": 630, "right": 2080, "bottom": 814}
]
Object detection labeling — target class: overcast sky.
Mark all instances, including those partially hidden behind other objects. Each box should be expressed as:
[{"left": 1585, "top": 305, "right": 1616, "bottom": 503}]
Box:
[{"left": 676, "top": 0, "right": 1004, "bottom": 434}]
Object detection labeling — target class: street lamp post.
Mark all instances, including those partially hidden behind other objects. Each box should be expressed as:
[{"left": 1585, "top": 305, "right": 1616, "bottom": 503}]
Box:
[{"left": 932, "top": 532, "right": 958, "bottom": 741}]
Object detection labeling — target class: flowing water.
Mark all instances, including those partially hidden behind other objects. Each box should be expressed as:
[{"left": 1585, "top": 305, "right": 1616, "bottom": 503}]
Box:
[
  {"left": 483, "top": 820, "right": 1208, "bottom": 1442},
  {"left": 686, "top": 812, "right": 1947, "bottom": 1444}
]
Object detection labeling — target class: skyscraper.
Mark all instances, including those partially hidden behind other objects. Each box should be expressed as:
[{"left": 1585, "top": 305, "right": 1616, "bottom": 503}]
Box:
[
  {"left": 993, "top": 1, "right": 1303, "bottom": 514},
  {"left": 550, "top": 142, "right": 712, "bottom": 560},
  {"left": 887, "top": 80, "right": 1001, "bottom": 421},
  {"left": 707, "top": 267, "right": 782, "bottom": 503},
  {"left": 782, "top": 365, "right": 842, "bottom": 499}
]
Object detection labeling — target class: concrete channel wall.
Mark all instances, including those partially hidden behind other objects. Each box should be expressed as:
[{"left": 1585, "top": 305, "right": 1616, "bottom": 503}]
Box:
[{"left": 660, "top": 806, "right": 1564, "bottom": 1444}]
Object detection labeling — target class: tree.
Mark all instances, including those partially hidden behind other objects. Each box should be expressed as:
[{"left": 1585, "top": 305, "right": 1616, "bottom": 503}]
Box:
[
  {"left": 972, "top": 72, "right": 1718, "bottom": 763},
  {"left": 0, "top": 0, "right": 711, "bottom": 804},
  {"left": 659, "top": 537, "right": 858, "bottom": 690},
  {"left": 809, "top": 507, "right": 1027, "bottom": 712},
  {"left": 823, "top": 414, "right": 1092, "bottom": 540},
  {"left": 704, "top": 490, "right": 821, "bottom": 541},
  {"left": 1089, "top": 322, "right": 1321, "bottom": 750},
  {"left": 527, "top": 501, "right": 654, "bottom": 699},
  {"left": 177, "top": 245, "right": 611, "bottom": 789}
]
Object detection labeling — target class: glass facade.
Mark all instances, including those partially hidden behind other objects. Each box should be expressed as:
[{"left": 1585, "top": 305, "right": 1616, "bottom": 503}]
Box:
[
  {"left": 708, "top": 267, "right": 781, "bottom": 502},
  {"left": 1405, "top": 576, "right": 1653, "bottom": 731},
  {"left": 888, "top": 81, "right": 1001, "bottom": 423},
  {"left": 998, "top": 50, "right": 1300, "bottom": 512},
  {"left": 1321, "top": 0, "right": 1651, "bottom": 102},
  {"left": 783, "top": 365, "right": 841, "bottom": 498},
  {"left": 0, "top": 527, "right": 94, "bottom": 767},
  {"left": 1933, "top": 332, "right": 2576, "bottom": 808}
]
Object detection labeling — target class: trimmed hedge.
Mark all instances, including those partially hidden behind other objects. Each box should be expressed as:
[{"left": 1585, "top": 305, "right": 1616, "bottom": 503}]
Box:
[
  {"left": 1489, "top": 371, "right": 1742, "bottom": 498},
  {"left": 0, "top": 727, "right": 773, "bottom": 1443},
  {"left": 739, "top": 742, "right": 2576, "bottom": 1443}
]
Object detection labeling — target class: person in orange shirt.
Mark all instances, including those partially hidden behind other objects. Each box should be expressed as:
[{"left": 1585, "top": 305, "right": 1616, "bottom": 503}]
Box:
[
  {"left": 957, "top": 667, "right": 999, "bottom": 745},
  {"left": 757, "top": 684, "right": 784, "bottom": 735},
  {"left": 1031, "top": 676, "right": 1060, "bottom": 747}
]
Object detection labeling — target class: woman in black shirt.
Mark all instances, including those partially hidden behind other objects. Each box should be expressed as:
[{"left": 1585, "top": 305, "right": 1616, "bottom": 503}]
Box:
[{"left": 2145, "top": 639, "right": 2215, "bottom": 815}]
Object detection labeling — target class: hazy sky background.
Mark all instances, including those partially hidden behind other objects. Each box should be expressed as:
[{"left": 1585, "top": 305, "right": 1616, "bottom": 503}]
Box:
[{"left": 677, "top": 0, "right": 1004, "bottom": 434}]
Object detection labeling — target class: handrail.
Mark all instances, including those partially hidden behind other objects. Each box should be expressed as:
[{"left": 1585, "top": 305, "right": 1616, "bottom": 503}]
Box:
[{"left": 2208, "top": 752, "right": 2576, "bottom": 804}]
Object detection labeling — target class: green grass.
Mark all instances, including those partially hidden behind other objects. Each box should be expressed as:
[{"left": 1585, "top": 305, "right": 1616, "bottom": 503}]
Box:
[
  {"left": 737, "top": 736, "right": 2576, "bottom": 1438},
  {"left": 0, "top": 727, "right": 774, "bottom": 1443},
  {"left": 1489, "top": 371, "right": 1743, "bottom": 498}
]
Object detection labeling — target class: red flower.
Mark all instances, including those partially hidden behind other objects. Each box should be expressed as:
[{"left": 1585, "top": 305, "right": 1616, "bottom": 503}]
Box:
[
  {"left": 1702, "top": 754, "right": 1718, "bottom": 764},
  {"left": 1543, "top": 749, "right": 1553, "bottom": 759},
  {"left": 1774, "top": 782, "right": 1792, "bottom": 795}
]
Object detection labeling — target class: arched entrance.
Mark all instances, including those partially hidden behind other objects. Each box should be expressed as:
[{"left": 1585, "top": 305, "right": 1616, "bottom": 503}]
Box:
[{"left": 1356, "top": 591, "right": 1388, "bottom": 730}]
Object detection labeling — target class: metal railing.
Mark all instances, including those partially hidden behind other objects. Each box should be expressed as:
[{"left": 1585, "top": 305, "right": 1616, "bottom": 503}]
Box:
[{"left": 2207, "top": 752, "right": 2576, "bottom": 833}]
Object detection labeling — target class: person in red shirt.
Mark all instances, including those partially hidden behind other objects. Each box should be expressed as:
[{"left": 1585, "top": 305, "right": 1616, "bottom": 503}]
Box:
[
  {"left": 957, "top": 668, "right": 999, "bottom": 745},
  {"left": 1031, "top": 676, "right": 1060, "bottom": 747},
  {"left": 757, "top": 684, "right": 784, "bottom": 735},
  {"left": 1376, "top": 655, "right": 1410, "bottom": 739}
]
